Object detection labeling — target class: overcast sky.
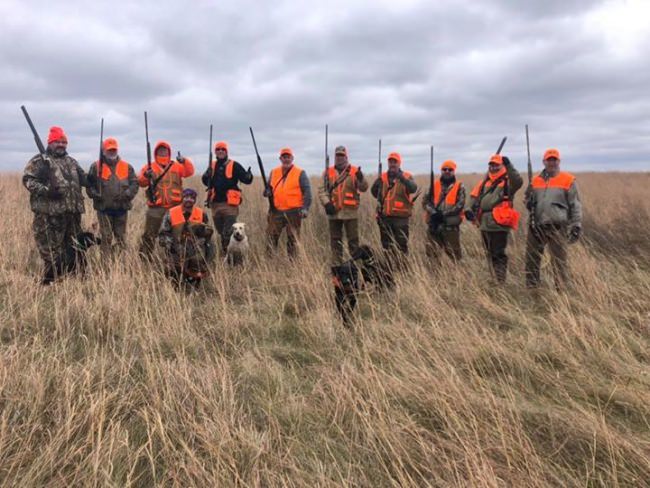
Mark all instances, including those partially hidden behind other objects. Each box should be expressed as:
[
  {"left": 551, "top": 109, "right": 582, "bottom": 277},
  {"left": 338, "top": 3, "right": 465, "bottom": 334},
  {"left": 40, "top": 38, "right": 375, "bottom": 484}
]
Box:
[{"left": 1, "top": 0, "right": 648, "bottom": 174}]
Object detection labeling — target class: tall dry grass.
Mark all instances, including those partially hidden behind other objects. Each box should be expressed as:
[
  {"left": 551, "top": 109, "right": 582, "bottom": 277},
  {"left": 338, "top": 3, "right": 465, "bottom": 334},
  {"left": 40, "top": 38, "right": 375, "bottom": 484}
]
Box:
[{"left": 0, "top": 171, "right": 648, "bottom": 487}]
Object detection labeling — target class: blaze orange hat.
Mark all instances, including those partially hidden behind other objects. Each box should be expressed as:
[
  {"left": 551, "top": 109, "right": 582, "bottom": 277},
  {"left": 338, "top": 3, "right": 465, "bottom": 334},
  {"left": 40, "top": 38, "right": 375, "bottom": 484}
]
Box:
[
  {"left": 441, "top": 160, "right": 457, "bottom": 171},
  {"left": 47, "top": 126, "right": 67, "bottom": 144},
  {"left": 280, "top": 147, "right": 293, "bottom": 157},
  {"left": 489, "top": 154, "right": 503, "bottom": 165},
  {"left": 102, "top": 137, "right": 118, "bottom": 151},
  {"left": 214, "top": 141, "right": 228, "bottom": 152},
  {"left": 387, "top": 152, "right": 402, "bottom": 165},
  {"left": 543, "top": 148, "right": 560, "bottom": 160}
]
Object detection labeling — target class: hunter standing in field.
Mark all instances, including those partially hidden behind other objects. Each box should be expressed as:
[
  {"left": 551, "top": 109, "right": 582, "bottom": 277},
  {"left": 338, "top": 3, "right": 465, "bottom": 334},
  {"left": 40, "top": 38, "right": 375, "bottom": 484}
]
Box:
[
  {"left": 201, "top": 141, "right": 253, "bottom": 254},
  {"left": 23, "top": 126, "right": 88, "bottom": 284},
  {"left": 371, "top": 152, "right": 418, "bottom": 256},
  {"left": 86, "top": 137, "right": 139, "bottom": 255},
  {"left": 137, "top": 141, "right": 194, "bottom": 257},
  {"left": 319, "top": 145, "right": 368, "bottom": 265},
  {"left": 265, "top": 147, "right": 312, "bottom": 258},
  {"left": 466, "top": 154, "right": 523, "bottom": 283},
  {"left": 524, "top": 148, "right": 582, "bottom": 289},
  {"left": 423, "top": 160, "right": 466, "bottom": 262},
  {"left": 159, "top": 188, "right": 215, "bottom": 283}
]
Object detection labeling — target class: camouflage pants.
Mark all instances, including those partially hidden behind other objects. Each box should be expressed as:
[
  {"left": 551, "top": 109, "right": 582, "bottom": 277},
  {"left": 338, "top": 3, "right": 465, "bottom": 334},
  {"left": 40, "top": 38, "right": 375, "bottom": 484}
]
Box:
[
  {"left": 525, "top": 224, "right": 569, "bottom": 289},
  {"left": 97, "top": 211, "right": 127, "bottom": 255},
  {"left": 426, "top": 226, "right": 462, "bottom": 262},
  {"left": 328, "top": 219, "right": 359, "bottom": 265},
  {"left": 267, "top": 210, "right": 302, "bottom": 258},
  {"left": 139, "top": 206, "right": 167, "bottom": 257},
  {"left": 211, "top": 202, "right": 238, "bottom": 254},
  {"left": 32, "top": 212, "right": 82, "bottom": 282}
]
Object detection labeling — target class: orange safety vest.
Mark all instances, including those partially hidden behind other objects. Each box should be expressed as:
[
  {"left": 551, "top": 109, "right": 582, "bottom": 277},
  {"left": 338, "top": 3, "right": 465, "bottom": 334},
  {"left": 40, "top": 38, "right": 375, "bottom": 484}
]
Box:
[
  {"left": 147, "top": 162, "right": 185, "bottom": 208},
  {"left": 99, "top": 160, "right": 129, "bottom": 180},
  {"left": 380, "top": 171, "right": 414, "bottom": 217},
  {"left": 531, "top": 172, "right": 575, "bottom": 191},
  {"left": 431, "top": 180, "right": 461, "bottom": 206},
  {"left": 270, "top": 165, "right": 304, "bottom": 211},
  {"left": 207, "top": 160, "right": 242, "bottom": 206},
  {"left": 326, "top": 166, "right": 359, "bottom": 210},
  {"left": 169, "top": 205, "right": 204, "bottom": 240}
]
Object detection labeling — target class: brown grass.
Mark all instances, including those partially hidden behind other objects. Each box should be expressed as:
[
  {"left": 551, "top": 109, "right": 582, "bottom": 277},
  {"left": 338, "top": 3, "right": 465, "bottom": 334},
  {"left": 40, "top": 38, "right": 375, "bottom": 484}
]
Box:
[{"left": 0, "top": 171, "right": 648, "bottom": 487}]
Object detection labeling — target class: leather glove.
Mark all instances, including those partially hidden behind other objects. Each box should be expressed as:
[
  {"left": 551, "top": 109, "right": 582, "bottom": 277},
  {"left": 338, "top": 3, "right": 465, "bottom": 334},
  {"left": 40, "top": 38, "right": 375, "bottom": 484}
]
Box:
[
  {"left": 568, "top": 226, "right": 581, "bottom": 244},
  {"left": 246, "top": 166, "right": 253, "bottom": 179},
  {"left": 425, "top": 203, "right": 435, "bottom": 214},
  {"left": 502, "top": 156, "right": 511, "bottom": 167},
  {"left": 464, "top": 209, "right": 476, "bottom": 222},
  {"left": 144, "top": 168, "right": 154, "bottom": 179},
  {"left": 324, "top": 202, "right": 337, "bottom": 215},
  {"left": 177, "top": 153, "right": 185, "bottom": 164},
  {"left": 299, "top": 209, "right": 308, "bottom": 219},
  {"left": 263, "top": 186, "right": 272, "bottom": 198},
  {"left": 356, "top": 167, "right": 364, "bottom": 182}
]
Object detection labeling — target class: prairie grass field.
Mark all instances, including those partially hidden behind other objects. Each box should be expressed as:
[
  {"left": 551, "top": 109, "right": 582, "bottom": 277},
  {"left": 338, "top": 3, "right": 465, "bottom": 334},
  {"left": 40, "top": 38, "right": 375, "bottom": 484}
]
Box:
[{"left": 0, "top": 171, "right": 648, "bottom": 487}]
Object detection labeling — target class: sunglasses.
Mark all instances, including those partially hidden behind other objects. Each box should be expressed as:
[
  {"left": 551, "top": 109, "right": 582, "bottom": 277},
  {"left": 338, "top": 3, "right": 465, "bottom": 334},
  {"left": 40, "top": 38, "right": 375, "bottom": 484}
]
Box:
[{"left": 441, "top": 168, "right": 454, "bottom": 172}]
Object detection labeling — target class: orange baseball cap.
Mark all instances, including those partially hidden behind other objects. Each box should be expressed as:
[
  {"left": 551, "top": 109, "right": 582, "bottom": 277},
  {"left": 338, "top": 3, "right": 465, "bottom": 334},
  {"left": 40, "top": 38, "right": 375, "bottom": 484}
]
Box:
[
  {"left": 103, "top": 137, "right": 118, "bottom": 151},
  {"left": 280, "top": 147, "right": 294, "bottom": 157},
  {"left": 543, "top": 148, "right": 560, "bottom": 160},
  {"left": 387, "top": 152, "right": 402, "bottom": 165},
  {"left": 441, "top": 160, "right": 457, "bottom": 171},
  {"left": 214, "top": 141, "right": 228, "bottom": 152},
  {"left": 489, "top": 154, "right": 503, "bottom": 165}
]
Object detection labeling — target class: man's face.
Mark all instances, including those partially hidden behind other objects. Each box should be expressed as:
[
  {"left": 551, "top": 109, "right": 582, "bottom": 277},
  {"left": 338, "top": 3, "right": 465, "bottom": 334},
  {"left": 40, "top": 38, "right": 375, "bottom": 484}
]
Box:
[
  {"left": 103, "top": 148, "right": 118, "bottom": 161},
  {"left": 49, "top": 139, "right": 67, "bottom": 157},
  {"left": 388, "top": 158, "right": 400, "bottom": 173},
  {"left": 488, "top": 163, "right": 501, "bottom": 174},
  {"left": 335, "top": 153, "right": 347, "bottom": 168},
  {"left": 441, "top": 167, "right": 455, "bottom": 179},
  {"left": 215, "top": 148, "right": 227, "bottom": 159},
  {"left": 156, "top": 147, "right": 170, "bottom": 158},
  {"left": 543, "top": 157, "right": 560, "bottom": 174},
  {"left": 280, "top": 154, "right": 294, "bottom": 168},
  {"left": 182, "top": 194, "right": 196, "bottom": 209}
]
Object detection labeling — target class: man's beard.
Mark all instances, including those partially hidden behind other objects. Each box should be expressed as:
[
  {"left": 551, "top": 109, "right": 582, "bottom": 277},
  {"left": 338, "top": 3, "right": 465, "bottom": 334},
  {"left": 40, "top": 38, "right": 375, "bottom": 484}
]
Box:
[
  {"left": 441, "top": 174, "right": 455, "bottom": 184},
  {"left": 53, "top": 147, "right": 67, "bottom": 157}
]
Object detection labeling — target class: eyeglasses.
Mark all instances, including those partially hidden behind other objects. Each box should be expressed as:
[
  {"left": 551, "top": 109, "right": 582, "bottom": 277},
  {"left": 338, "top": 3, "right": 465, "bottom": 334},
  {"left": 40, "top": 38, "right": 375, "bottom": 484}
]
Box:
[{"left": 215, "top": 148, "right": 226, "bottom": 151}]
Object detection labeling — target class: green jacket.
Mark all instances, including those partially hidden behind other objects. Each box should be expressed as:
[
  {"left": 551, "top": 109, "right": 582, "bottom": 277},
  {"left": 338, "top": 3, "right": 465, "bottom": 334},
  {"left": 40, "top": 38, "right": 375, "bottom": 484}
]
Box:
[
  {"left": 526, "top": 170, "right": 582, "bottom": 228},
  {"left": 468, "top": 163, "right": 523, "bottom": 232}
]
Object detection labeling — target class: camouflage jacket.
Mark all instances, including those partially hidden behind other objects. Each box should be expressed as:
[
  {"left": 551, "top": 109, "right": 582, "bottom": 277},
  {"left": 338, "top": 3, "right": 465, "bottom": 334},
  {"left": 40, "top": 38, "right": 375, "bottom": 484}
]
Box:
[{"left": 23, "top": 151, "right": 87, "bottom": 215}]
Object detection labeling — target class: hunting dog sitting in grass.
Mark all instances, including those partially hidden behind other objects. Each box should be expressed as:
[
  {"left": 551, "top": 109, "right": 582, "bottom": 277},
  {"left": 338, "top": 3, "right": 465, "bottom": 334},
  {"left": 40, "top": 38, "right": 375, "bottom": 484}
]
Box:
[
  {"left": 63, "top": 231, "right": 101, "bottom": 276},
  {"left": 224, "top": 222, "right": 249, "bottom": 266},
  {"left": 331, "top": 245, "right": 393, "bottom": 326}
]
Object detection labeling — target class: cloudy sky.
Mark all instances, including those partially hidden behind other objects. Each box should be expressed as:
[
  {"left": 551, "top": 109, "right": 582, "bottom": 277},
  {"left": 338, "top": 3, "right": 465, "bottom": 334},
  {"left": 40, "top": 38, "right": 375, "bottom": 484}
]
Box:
[{"left": 1, "top": 0, "right": 648, "bottom": 174}]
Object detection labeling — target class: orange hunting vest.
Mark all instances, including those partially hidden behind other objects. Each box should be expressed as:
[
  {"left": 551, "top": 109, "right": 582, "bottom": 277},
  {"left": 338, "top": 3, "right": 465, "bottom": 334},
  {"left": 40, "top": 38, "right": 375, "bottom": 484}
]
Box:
[
  {"left": 531, "top": 172, "right": 575, "bottom": 191},
  {"left": 148, "top": 162, "right": 184, "bottom": 208},
  {"left": 207, "top": 160, "right": 241, "bottom": 206},
  {"left": 99, "top": 160, "right": 129, "bottom": 181},
  {"left": 326, "top": 166, "right": 360, "bottom": 210},
  {"left": 380, "top": 171, "right": 414, "bottom": 217},
  {"left": 431, "top": 180, "right": 461, "bottom": 206},
  {"left": 169, "top": 205, "right": 204, "bottom": 240},
  {"left": 270, "top": 165, "right": 304, "bottom": 211}
]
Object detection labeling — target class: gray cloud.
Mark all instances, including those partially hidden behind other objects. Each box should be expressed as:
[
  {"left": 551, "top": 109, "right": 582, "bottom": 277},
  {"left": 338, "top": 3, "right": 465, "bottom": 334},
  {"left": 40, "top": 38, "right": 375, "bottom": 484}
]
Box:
[{"left": 1, "top": 0, "right": 649, "bottom": 175}]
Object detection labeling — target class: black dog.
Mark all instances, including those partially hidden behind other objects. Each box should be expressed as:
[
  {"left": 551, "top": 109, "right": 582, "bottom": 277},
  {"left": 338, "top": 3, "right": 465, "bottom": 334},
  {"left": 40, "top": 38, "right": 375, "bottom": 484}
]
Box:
[
  {"left": 331, "top": 245, "right": 391, "bottom": 326},
  {"left": 63, "top": 231, "right": 101, "bottom": 276}
]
